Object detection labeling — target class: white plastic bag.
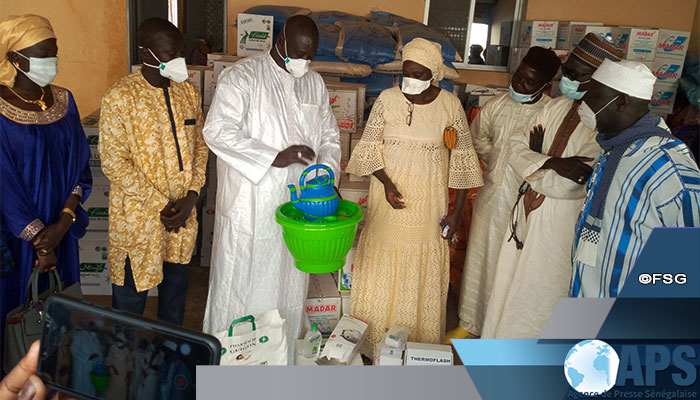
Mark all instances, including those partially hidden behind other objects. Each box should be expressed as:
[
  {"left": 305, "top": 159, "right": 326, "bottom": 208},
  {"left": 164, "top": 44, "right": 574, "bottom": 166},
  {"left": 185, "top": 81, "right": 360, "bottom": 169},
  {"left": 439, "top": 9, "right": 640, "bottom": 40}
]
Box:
[{"left": 215, "top": 309, "right": 288, "bottom": 365}]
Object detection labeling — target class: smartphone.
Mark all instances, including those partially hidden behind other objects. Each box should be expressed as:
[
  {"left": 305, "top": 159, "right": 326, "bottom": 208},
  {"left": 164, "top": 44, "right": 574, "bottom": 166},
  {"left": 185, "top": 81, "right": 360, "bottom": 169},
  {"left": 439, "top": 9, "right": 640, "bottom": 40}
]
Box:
[{"left": 37, "top": 295, "right": 221, "bottom": 400}]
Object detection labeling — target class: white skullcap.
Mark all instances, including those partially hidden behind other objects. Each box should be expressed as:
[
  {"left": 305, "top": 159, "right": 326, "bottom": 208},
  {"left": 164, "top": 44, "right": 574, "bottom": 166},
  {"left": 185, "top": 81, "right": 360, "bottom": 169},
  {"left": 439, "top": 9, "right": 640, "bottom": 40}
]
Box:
[
  {"left": 592, "top": 59, "right": 656, "bottom": 100},
  {"left": 163, "top": 340, "right": 177, "bottom": 352}
]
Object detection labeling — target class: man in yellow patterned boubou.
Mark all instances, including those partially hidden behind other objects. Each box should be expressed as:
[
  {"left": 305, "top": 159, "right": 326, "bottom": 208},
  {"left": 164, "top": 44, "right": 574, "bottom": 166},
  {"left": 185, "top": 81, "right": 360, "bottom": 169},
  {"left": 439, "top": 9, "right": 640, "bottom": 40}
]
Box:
[{"left": 98, "top": 18, "right": 208, "bottom": 325}]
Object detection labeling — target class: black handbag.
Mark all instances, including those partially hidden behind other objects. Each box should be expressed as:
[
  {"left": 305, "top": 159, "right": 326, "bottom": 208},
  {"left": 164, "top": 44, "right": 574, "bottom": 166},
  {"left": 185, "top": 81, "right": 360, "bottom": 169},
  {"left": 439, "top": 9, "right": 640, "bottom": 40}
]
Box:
[{"left": 3, "top": 267, "right": 82, "bottom": 373}]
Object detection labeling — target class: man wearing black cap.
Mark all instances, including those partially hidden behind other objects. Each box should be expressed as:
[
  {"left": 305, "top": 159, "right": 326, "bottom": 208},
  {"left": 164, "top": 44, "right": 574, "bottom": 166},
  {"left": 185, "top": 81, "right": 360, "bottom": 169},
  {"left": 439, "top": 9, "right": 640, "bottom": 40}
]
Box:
[
  {"left": 481, "top": 34, "right": 625, "bottom": 339},
  {"left": 450, "top": 46, "right": 561, "bottom": 341}
]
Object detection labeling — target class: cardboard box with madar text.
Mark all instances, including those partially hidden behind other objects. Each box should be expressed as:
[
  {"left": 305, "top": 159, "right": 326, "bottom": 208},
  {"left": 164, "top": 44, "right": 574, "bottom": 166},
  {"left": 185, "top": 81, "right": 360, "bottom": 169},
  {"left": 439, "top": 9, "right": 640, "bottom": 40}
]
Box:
[
  {"left": 650, "top": 56, "right": 685, "bottom": 84},
  {"left": 305, "top": 273, "right": 342, "bottom": 335},
  {"left": 649, "top": 81, "right": 678, "bottom": 115},
  {"left": 656, "top": 29, "right": 691, "bottom": 60},
  {"left": 517, "top": 21, "right": 558, "bottom": 48}
]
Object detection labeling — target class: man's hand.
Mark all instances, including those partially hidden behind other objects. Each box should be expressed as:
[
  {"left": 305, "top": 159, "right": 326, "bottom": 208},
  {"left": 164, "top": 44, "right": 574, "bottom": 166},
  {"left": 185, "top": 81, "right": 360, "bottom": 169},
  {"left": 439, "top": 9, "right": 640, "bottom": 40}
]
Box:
[
  {"left": 35, "top": 250, "right": 58, "bottom": 273},
  {"left": 543, "top": 156, "right": 594, "bottom": 184},
  {"left": 383, "top": 180, "right": 405, "bottom": 209},
  {"left": 272, "top": 145, "right": 315, "bottom": 168},
  {"left": 529, "top": 124, "right": 545, "bottom": 153},
  {"left": 160, "top": 192, "right": 198, "bottom": 233},
  {"left": 32, "top": 217, "right": 71, "bottom": 254}
]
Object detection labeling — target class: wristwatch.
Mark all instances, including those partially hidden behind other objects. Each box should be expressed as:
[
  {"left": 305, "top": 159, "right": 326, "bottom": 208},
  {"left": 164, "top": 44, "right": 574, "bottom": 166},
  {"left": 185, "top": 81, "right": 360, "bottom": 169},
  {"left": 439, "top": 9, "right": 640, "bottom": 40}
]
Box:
[{"left": 61, "top": 208, "right": 76, "bottom": 224}]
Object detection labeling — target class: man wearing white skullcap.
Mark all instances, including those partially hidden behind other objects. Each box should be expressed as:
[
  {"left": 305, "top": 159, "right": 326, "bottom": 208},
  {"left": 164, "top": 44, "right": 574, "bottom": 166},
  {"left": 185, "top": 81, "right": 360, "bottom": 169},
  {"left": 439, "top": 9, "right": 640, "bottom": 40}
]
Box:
[
  {"left": 570, "top": 59, "right": 700, "bottom": 298},
  {"left": 480, "top": 34, "right": 624, "bottom": 340}
]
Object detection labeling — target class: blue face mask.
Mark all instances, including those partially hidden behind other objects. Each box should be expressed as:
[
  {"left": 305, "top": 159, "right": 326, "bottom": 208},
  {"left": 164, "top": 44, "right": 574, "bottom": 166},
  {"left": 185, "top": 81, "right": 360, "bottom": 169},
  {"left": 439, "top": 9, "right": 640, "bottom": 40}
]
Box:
[
  {"left": 559, "top": 76, "right": 589, "bottom": 100},
  {"left": 508, "top": 83, "right": 545, "bottom": 104}
]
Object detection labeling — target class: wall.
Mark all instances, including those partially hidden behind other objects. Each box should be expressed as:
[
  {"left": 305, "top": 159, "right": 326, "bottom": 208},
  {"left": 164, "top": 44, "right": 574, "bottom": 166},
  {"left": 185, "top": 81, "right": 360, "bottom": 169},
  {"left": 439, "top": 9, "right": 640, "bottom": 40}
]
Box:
[
  {"left": 1, "top": 0, "right": 128, "bottom": 117},
  {"left": 526, "top": 0, "right": 698, "bottom": 31},
  {"left": 691, "top": 2, "right": 700, "bottom": 56}
]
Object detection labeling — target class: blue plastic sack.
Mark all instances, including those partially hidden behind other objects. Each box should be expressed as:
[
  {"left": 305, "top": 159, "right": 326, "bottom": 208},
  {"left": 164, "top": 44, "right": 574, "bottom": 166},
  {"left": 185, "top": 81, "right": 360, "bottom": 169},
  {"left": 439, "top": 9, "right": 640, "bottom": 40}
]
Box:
[
  {"left": 369, "top": 10, "right": 420, "bottom": 27},
  {"left": 337, "top": 21, "right": 397, "bottom": 67},
  {"left": 340, "top": 73, "right": 396, "bottom": 98},
  {"left": 679, "top": 77, "right": 700, "bottom": 109},
  {"left": 313, "top": 55, "right": 368, "bottom": 64},
  {"left": 310, "top": 11, "right": 367, "bottom": 24},
  {"left": 398, "top": 24, "right": 458, "bottom": 63},
  {"left": 439, "top": 79, "right": 454, "bottom": 93},
  {"left": 317, "top": 24, "right": 340, "bottom": 57}
]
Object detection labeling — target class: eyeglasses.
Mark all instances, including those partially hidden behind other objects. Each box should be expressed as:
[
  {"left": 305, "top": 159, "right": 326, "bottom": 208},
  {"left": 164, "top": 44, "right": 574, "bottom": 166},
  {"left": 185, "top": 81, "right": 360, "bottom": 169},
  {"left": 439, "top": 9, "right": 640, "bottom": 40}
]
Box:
[{"left": 406, "top": 102, "right": 414, "bottom": 126}]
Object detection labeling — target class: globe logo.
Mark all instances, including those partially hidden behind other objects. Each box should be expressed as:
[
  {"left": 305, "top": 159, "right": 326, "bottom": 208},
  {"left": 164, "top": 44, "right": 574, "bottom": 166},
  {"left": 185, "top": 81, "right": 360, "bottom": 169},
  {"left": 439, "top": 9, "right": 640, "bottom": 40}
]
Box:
[{"left": 564, "top": 340, "right": 620, "bottom": 395}]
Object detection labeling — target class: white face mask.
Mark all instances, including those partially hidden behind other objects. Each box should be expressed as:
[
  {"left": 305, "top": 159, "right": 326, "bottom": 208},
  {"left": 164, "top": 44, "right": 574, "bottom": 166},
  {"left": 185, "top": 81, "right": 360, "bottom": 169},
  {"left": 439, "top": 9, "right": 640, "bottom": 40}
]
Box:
[
  {"left": 401, "top": 75, "right": 434, "bottom": 95},
  {"left": 578, "top": 95, "right": 619, "bottom": 131},
  {"left": 142, "top": 48, "right": 188, "bottom": 83},
  {"left": 14, "top": 51, "right": 58, "bottom": 87},
  {"left": 275, "top": 29, "right": 310, "bottom": 79}
]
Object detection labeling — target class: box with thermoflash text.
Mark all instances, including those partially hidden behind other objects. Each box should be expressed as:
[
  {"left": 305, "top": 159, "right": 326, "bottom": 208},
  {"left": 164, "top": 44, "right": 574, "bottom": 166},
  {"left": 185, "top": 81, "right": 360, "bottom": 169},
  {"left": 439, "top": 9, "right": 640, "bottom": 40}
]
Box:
[{"left": 404, "top": 343, "right": 453, "bottom": 366}]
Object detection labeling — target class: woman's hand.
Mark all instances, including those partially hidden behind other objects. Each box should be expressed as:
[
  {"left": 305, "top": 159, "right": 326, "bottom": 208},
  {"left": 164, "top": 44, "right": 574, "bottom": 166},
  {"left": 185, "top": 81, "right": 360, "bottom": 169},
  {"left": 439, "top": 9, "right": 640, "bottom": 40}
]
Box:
[
  {"left": 440, "top": 211, "right": 461, "bottom": 241},
  {"left": 35, "top": 251, "right": 58, "bottom": 273},
  {"left": 383, "top": 180, "right": 405, "bottom": 209},
  {"left": 32, "top": 216, "right": 71, "bottom": 253}
]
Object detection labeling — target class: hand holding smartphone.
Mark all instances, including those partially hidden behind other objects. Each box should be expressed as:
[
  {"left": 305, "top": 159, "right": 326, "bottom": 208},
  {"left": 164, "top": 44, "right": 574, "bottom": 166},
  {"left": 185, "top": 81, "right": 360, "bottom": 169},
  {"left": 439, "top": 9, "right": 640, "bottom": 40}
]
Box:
[{"left": 37, "top": 295, "right": 220, "bottom": 400}]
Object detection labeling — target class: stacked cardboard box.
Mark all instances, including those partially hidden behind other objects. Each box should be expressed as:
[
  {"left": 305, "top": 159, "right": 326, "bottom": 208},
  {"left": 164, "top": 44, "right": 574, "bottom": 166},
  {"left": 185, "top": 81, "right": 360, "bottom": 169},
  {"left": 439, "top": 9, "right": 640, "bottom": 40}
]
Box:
[
  {"left": 237, "top": 14, "right": 274, "bottom": 57},
  {"left": 199, "top": 150, "right": 217, "bottom": 267},
  {"left": 515, "top": 22, "right": 689, "bottom": 117},
  {"left": 306, "top": 273, "right": 342, "bottom": 336},
  {"left": 79, "top": 110, "right": 158, "bottom": 296},
  {"left": 647, "top": 29, "right": 690, "bottom": 116},
  {"left": 517, "top": 21, "right": 559, "bottom": 49},
  {"left": 556, "top": 22, "right": 603, "bottom": 50}
]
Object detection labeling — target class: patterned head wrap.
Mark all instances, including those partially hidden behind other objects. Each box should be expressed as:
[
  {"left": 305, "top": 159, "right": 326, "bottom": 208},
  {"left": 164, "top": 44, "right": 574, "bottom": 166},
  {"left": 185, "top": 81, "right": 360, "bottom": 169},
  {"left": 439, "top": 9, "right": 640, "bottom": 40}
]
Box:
[
  {"left": 0, "top": 14, "right": 56, "bottom": 87},
  {"left": 570, "top": 33, "right": 623, "bottom": 69},
  {"left": 402, "top": 38, "right": 445, "bottom": 81}
]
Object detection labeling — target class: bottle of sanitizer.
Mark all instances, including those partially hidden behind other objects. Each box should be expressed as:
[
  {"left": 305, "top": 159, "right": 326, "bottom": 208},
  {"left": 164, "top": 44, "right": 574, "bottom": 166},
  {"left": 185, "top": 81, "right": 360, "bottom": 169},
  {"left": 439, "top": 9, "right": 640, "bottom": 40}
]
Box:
[{"left": 302, "top": 323, "right": 322, "bottom": 358}]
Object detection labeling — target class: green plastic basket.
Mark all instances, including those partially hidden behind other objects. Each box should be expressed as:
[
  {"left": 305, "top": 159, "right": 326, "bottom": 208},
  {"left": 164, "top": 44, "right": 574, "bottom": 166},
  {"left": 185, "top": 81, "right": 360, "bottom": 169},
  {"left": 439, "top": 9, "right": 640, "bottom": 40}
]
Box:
[
  {"left": 276, "top": 199, "right": 364, "bottom": 274},
  {"left": 90, "top": 371, "right": 111, "bottom": 391}
]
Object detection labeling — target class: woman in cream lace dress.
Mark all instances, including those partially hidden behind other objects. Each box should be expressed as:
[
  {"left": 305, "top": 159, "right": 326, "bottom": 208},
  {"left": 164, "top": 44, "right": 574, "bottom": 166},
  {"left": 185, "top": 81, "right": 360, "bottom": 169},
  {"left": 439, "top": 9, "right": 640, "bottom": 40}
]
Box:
[{"left": 346, "top": 38, "right": 483, "bottom": 356}]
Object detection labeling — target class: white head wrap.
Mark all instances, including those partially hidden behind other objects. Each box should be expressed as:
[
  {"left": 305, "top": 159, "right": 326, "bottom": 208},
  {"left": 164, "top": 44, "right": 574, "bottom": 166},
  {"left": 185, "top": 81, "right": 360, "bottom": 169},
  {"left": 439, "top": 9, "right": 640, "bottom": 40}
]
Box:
[
  {"left": 592, "top": 59, "right": 656, "bottom": 100},
  {"left": 401, "top": 38, "right": 445, "bottom": 81}
]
